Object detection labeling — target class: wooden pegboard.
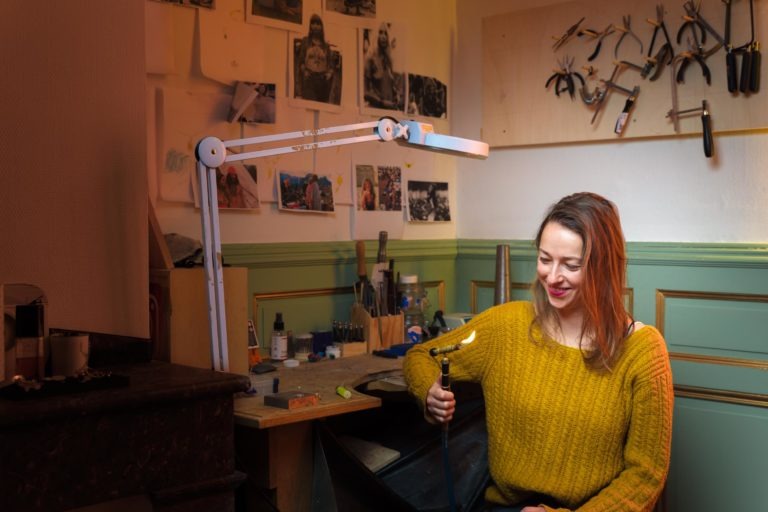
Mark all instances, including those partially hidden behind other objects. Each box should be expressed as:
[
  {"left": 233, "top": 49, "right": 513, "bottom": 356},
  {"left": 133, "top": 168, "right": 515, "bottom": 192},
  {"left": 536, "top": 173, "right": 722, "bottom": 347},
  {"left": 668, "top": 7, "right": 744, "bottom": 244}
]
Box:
[{"left": 481, "top": 0, "right": 767, "bottom": 147}]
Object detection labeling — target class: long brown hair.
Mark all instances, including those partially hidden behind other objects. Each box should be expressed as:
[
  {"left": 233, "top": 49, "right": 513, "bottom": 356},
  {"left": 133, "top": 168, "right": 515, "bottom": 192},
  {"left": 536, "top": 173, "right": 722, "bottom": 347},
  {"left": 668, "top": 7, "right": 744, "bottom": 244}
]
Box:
[{"left": 530, "top": 192, "right": 629, "bottom": 369}]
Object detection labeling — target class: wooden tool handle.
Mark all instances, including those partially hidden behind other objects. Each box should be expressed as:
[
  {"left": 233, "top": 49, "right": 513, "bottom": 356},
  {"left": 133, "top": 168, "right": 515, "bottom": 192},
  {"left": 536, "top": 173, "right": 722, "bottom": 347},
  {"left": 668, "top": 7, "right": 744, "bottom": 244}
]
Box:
[
  {"left": 356, "top": 241, "right": 367, "bottom": 278},
  {"left": 377, "top": 231, "right": 388, "bottom": 263}
]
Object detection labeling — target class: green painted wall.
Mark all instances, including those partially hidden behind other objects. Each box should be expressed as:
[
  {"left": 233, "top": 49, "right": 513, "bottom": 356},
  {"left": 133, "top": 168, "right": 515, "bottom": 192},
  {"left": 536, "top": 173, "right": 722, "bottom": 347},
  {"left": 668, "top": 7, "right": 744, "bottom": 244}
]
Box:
[{"left": 224, "top": 239, "right": 768, "bottom": 510}]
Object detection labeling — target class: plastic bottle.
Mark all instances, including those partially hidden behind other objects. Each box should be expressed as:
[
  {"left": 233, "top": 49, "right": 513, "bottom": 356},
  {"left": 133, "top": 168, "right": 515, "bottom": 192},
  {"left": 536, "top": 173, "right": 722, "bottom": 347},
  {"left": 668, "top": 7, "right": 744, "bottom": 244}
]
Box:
[
  {"left": 399, "top": 275, "right": 426, "bottom": 343},
  {"left": 270, "top": 312, "right": 288, "bottom": 361}
]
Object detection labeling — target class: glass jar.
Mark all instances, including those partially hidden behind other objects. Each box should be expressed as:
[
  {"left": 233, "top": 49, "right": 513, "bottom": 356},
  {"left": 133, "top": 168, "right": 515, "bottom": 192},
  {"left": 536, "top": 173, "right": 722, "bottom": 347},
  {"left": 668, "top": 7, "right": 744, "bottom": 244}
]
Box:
[{"left": 399, "top": 275, "right": 427, "bottom": 343}]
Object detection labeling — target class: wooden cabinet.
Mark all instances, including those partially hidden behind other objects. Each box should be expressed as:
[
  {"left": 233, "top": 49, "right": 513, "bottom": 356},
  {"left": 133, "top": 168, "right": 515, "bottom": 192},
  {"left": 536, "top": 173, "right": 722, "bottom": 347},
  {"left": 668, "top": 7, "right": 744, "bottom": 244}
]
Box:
[{"left": 150, "top": 267, "right": 249, "bottom": 375}]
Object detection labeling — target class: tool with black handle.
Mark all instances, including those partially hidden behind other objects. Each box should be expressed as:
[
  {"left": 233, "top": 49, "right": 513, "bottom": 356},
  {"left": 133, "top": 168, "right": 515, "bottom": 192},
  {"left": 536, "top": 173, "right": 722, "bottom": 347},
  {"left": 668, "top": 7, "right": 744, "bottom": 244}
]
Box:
[
  {"left": 701, "top": 100, "right": 713, "bottom": 158},
  {"left": 724, "top": 0, "right": 738, "bottom": 93},
  {"left": 614, "top": 86, "right": 640, "bottom": 135}
]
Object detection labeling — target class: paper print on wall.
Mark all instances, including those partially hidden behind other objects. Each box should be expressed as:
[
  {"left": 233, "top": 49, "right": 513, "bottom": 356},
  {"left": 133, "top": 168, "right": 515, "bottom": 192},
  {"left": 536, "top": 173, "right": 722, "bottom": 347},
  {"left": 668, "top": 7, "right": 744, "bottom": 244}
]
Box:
[
  {"left": 216, "top": 162, "right": 260, "bottom": 209},
  {"left": 360, "top": 22, "right": 406, "bottom": 116},
  {"left": 355, "top": 164, "right": 377, "bottom": 210},
  {"left": 377, "top": 165, "right": 401, "bottom": 211},
  {"left": 407, "top": 180, "right": 450, "bottom": 222},
  {"left": 228, "top": 82, "right": 276, "bottom": 123},
  {"left": 407, "top": 74, "right": 447, "bottom": 119},
  {"left": 246, "top": 0, "right": 303, "bottom": 31},
  {"left": 323, "top": 0, "right": 376, "bottom": 24},
  {"left": 151, "top": 0, "right": 215, "bottom": 9},
  {"left": 156, "top": 88, "right": 238, "bottom": 203},
  {"left": 277, "top": 170, "right": 335, "bottom": 213},
  {"left": 288, "top": 15, "right": 343, "bottom": 112}
]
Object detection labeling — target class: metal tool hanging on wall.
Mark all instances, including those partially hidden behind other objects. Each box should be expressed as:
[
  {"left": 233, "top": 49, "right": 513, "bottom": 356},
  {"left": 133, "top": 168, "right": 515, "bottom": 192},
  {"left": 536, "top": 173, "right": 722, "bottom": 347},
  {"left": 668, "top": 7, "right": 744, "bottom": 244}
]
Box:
[
  {"left": 545, "top": 56, "right": 585, "bottom": 99},
  {"left": 641, "top": 4, "right": 674, "bottom": 81},
  {"left": 667, "top": 54, "right": 714, "bottom": 158},
  {"left": 728, "top": 0, "right": 761, "bottom": 94},
  {"left": 581, "top": 61, "right": 641, "bottom": 135}
]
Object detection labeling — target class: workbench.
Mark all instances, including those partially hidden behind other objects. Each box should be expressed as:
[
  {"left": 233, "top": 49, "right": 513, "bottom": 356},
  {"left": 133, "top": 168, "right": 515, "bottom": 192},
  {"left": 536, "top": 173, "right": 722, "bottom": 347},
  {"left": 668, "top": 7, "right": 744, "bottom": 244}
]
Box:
[{"left": 233, "top": 354, "right": 404, "bottom": 511}]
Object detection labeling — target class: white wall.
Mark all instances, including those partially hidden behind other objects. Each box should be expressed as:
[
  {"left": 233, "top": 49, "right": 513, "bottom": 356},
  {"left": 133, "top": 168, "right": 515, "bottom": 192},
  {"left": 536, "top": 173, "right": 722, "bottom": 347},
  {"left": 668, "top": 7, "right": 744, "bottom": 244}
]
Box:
[{"left": 454, "top": 0, "right": 768, "bottom": 243}]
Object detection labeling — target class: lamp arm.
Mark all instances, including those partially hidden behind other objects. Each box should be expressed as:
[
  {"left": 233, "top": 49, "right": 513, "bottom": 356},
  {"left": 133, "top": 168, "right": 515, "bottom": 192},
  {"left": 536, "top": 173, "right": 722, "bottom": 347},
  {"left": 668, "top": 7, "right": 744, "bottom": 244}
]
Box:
[{"left": 195, "top": 117, "right": 488, "bottom": 372}]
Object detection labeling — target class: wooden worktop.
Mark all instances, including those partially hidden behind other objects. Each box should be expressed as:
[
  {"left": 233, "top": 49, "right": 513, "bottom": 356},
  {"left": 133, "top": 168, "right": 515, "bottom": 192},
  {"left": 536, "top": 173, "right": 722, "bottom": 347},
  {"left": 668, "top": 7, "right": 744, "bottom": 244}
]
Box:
[{"left": 234, "top": 354, "right": 403, "bottom": 429}]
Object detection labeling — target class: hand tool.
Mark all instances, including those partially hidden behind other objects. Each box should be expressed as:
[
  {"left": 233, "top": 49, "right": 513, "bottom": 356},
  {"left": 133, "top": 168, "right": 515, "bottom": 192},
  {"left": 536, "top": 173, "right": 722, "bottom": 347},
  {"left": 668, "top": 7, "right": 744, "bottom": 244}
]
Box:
[
  {"left": 545, "top": 56, "right": 585, "bottom": 99},
  {"left": 552, "top": 17, "right": 585, "bottom": 51},
  {"left": 614, "top": 15, "right": 644, "bottom": 58},
  {"left": 667, "top": 54, "right": 714, "bottom": 158},
  {"left": 584, "top": 61, "right": 641, "bottom": 133},
  {"left": 677, "top": 0, "right": 707, "bottom": 45},
  {"left": 724, "top": 0, "right": 738, "bottom": 92},
  {"left": 355, "top": 240, "right": 375, "bottom": 315},
  {"left": 733, "top": 0, "right": 759, "bottom": 93},
  {"left": 371, "top": 231, "right": 389, "bottom": 314},
  {"left": 579, "top": 24, "right": 615, "bottom": 62},
  {"left": 430, "top": 329, "right": 476, "bottom": 512},
  {"left": 641, "top": 4, "right": 675, "bottom": 81}
]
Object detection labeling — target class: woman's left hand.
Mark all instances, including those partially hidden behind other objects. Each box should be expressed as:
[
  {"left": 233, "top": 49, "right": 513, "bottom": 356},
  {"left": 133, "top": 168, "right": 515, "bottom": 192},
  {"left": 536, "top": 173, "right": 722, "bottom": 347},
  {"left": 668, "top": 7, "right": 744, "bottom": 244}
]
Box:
[{"left": 521, "top": 507, "right": 546, "bottom": 512}]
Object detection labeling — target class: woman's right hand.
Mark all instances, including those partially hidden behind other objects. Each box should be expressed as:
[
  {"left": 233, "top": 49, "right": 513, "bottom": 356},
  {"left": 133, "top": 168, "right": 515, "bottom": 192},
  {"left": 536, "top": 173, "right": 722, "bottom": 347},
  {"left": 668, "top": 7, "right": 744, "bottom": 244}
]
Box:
[{"left": 426, "top": 376, "right": 456, "bottom": 423}]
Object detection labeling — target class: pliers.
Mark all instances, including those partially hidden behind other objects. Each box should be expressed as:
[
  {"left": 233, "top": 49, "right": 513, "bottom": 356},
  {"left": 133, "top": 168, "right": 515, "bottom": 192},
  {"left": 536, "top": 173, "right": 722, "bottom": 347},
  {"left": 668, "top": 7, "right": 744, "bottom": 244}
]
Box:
[
  {"left": 641, "top": 4, "right": 674, "bottom": 81},
  {"left": 676, "top": 38, "right": 715, "bottom": 85},
  {"left": 676, "top": 0, "right": 707, "bottom": 46},
  {"left": 614, "top": 15, "right": 643, "bottom": 57},
  {"left": 552, "top": 17, "right": 585, "bottom": 51},
  {"left": 578, "top": 24, "right": 615, "bottom": 62},
  {"left": 545, "top": 56, "right": 585, "bottom": 99}
]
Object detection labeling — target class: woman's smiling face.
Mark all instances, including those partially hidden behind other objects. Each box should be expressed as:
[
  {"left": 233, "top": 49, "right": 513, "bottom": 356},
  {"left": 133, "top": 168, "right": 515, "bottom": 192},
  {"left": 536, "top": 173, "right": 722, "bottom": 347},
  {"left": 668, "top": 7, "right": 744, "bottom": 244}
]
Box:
[{"left": 536, "top": 221, "right": 585, "bottom": 314}]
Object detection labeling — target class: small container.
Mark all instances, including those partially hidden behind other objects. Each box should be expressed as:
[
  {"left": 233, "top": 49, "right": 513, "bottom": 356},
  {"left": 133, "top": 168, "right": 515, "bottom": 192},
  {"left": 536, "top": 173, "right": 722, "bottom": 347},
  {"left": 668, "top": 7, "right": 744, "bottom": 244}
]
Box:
[
  {"left": 294, "top": 333, "right": 313, "bottom": 361},
  {"left": 270, "top": 312, "right": 288, "bottom": 361},
  {"left": 15, "top": 304, "right": 45, "bottom": 380}
]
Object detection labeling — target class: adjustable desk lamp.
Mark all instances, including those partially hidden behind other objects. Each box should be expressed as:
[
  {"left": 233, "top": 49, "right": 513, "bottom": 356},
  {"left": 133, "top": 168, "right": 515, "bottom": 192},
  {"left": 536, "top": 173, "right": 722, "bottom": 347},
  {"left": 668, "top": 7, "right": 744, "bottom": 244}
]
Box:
[{"left": 195, "top": 117, "right": 489, "bottom": 371}]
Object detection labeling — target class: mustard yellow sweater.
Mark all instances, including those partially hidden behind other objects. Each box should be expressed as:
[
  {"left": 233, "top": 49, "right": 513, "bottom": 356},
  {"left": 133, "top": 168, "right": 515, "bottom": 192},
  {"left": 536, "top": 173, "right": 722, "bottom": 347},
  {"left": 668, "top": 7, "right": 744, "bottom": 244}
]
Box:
[{"left": 403, "top": 301, "right": 673, "bottom": 511}]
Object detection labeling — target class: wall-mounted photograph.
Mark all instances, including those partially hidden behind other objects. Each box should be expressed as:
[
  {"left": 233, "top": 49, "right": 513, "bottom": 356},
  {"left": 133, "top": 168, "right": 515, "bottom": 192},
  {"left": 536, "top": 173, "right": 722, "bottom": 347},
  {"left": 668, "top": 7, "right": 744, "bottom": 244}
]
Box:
[
  {"left": 355, "top": 164, "right": 377, "bottom": 210},
  {"left": 246, "top": 0, "right": 303, "bottom": 31},
  {"left": 323, "top": 0, "right": 376, "bottom": 21},
  {"left": 407, "top": 180, "right": 450, "bottom": 222},
  {"left": 289, "top": 14, "right": 343, "bottom": 111},
  {"left": 151, "top": 0, "right": 215, "bottom": 9},
  {"left": 228, "top": 82, "right": 276, "bottom": 123},
  {"left": 360, "top": 22, "right": 406, "bottom": 115},
  {"left": 377, "top": 165, "right": 401, "bottom": 211},
  {"left": 193, "top": 160, "right": 260, "bottom": 210},
  {"left": 278, "top": 170, "right": 335, "bottom": 212},
  {"left": 407, "top": 74, "right": 447, "bottom": 119}
]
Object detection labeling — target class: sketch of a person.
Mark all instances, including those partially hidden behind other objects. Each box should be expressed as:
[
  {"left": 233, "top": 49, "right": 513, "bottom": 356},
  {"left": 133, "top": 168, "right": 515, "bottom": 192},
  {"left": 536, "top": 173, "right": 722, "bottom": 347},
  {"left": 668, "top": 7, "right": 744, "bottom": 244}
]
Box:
[
  {"left": 305, "top": 174, "right": 322, "bottom": 210},
  {"left": 363, "top": 23, "right": 404, "bottom": 110},
  {"left": 360, "top": 177, "right": 376, "bottom": 210},
  {"left": 296, "top": 14, "right": 334, "bottom": 102}
]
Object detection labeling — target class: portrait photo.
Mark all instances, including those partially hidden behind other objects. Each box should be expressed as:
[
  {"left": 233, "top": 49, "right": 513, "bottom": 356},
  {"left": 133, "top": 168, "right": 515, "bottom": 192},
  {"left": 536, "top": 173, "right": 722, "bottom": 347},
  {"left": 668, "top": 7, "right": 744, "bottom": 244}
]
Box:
[
  {"left": 289, "top": 14, "right": 343, "bottom": 111},
  {"left": 407, "top": 180, "right": 450, "bottom": 222},
  {"left": 217, "top": 162, "right": 260, "bottom": 209},
  {"left": 246, "top": 0, "right": 303, "bottom": 31},
  {"left": 377, "top": 165, "right": 401, "bottom": 211},
  {"left": 355, "top": 164, "right": 376, "bottom": 211},
  {"left": 360, "top": 22, "right": 406, "bottom": 115},
  {"left": 323, "top": 0, "right": 376, "bottom": 20},
  {"left": 407, "top": 74, "right": 447, "bottom": 119},
  {"left": 278, "top": 170, "right": 335, "bottom": 213}
]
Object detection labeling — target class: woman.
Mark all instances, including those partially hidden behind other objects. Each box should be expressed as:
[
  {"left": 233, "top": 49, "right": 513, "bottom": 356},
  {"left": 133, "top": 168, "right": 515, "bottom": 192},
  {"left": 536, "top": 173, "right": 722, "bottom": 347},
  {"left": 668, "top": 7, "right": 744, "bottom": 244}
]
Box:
[
  {"left": 404, "top": 192, "right": 673, "bottom": 511},
  {"left": 360, "top": 177, "right": 376, "bottom": 210},
  {"left": 363, "top": 22, "right": 404, "bottom": 110}
]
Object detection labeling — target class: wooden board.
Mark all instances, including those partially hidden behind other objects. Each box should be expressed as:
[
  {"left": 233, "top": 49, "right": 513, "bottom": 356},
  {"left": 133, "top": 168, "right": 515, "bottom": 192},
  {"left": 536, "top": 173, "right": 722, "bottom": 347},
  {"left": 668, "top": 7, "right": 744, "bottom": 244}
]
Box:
[
  {"left": 234, "top": 354, "right": 402, "bottom": 429},
  {"left": 482, "top": 0, "right": 768, "bottom": 147}
]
